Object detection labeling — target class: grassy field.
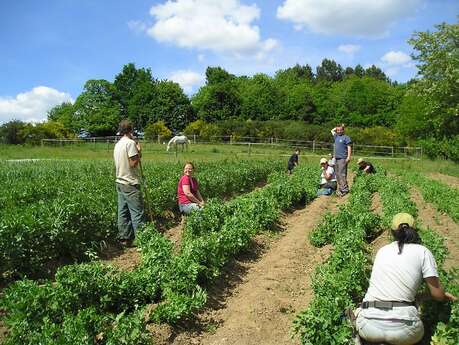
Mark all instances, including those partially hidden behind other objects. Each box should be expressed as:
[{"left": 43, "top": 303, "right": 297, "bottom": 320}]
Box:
[{"left": 1, "top": 142, "right": 458, "bottom": 176}]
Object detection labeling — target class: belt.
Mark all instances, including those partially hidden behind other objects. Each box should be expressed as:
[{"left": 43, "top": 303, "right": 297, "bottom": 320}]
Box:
[{"left": 361, "top": 301, "right": 415, "bottom": 309}]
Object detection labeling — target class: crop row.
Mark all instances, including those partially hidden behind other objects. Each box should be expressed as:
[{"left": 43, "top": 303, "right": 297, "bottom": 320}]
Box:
[
  {"left": 294, "top": 174, "right": 380, "bottom": 344},
  {"left": 294, "top": 170, "right": 458, "bottom": 344},
  {"left": 0, "top": 159, "right": 283, "bottom": 282},
  {"left": 376, "top": 172, "right": 459, "bottom": 344},
  {"left": 1, "top": 164, "right": 318, "bottom": 344},
  {"left": 401, "top": 172, "right": 459, "bottom": 223}
]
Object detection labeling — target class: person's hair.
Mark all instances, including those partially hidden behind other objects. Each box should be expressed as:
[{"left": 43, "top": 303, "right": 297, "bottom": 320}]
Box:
[
  {"left": 119, "top": 119, "right": 133, "bottom": 136},
  {"left": 391, "top": 223, "right": 421, "bottom": 254},
  {"left": 184, "top": 161, "right": 195, "bottom": 169},
  {"left": 295, "top": 149, "right": 300, "bottom": 153}
]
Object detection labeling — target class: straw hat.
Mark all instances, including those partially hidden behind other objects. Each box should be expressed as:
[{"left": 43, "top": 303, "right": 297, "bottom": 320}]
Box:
[{"left": 391, "top": 213, "right": 415, "bottom": 230}]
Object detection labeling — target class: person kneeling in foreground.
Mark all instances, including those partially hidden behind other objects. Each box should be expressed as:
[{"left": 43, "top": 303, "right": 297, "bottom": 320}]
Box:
[
  {"left": 317, "top": 157, "right": 337, "bottom": 196},
  {"left": 177, "top": 162, "right": 204, "bottom": 214},
  {"left": 356, "top": 213, "right": 457, "bottom": 345}
]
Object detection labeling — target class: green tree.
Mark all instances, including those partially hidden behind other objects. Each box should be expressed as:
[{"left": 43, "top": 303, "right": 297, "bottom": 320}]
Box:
[
  {"left": 47, "top": 102, "right": 77, "bottom": 132},
  {"left": 409, "top": 20, "right": 459, "bottom": 137},
  {"left": 239, "top": 73, "right": 280, "bottom": 121},
  {"left": 365, "top": 65, "right": 388, "bottom": 82},
  {"left": 274, "top": 64, "right": 314, "bottom": 83},
  {"left": 144, "top": 120, "right": 172, "bottom": 141},
  {"left": 0, "top": 120, "right": 26, "bottom": 144},
  {"left": 153, "top": 80, "right": 194, "bottom": 130},
  {"left": 205, "top": 66, "right": 235, "bottom": 85},
  {"left": 192, "top": 80, "right": 241, "bottom": 122},
  {"left": 395, "top": 91, "right": 433, "bottom": 139},
  {"left": 73, "top": 79, "right": 121, "bottom": 136},
  {"left": 19, "top": 121, "right": 73, "bottom": 145},
  {"left": 113, "top": 63, "right": 157, "bottom": 129},
  {"left": 316, "top": 58, "right": 344, "bottom": 82}
]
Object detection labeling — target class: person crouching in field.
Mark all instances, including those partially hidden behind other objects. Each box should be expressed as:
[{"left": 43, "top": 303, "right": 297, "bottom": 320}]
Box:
[
  {"left": 114, "top": 119, "right": 145, "bottom": 247},
  {"left": 287, "top": 149, "right": 300, "bottom": 174},
  {"left": 357, "top": 158, "right": 376, "bottom": 174},
  {"left": 317, "top": 157, "right": 337, "bottom": 196},
  {"left": 177, "top": 162, "right": 205, "bottom": 214},
  {"left": 355, "top": 213, "right": 457, "bottom": 345}
]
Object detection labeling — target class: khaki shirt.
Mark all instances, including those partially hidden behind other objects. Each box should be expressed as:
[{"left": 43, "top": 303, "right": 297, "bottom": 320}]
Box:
[{"left": 114, "top": 136, "right": 140, "bottom": 185}]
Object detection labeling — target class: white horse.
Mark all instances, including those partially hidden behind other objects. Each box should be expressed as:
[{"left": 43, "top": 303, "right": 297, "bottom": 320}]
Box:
[{"left": 167, "top": 135, "right": 191, "bottom": 152}]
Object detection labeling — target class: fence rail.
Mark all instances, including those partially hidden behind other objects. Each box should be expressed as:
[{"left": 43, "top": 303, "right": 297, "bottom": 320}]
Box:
[{"left": 41, "top": 135, "right": 422, "bottom": 159}]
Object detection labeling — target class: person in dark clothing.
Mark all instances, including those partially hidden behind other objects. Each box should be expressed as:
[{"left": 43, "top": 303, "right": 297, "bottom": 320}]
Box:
[
  {"left": 287, "top": 149, "right": 300, "bottom": 174},
  {"left": 357, "top": 158, "right": 376, "bottom": 174}
]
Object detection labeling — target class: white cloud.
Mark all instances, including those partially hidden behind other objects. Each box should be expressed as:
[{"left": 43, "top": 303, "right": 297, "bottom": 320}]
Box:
[
  {"left": 127, "top": 20, "right": 148, "bottom": 34},
  {"left": 277, "top": 0, "right": 421, "bottom": 37},
  {"left": 147, "top": 0, "right": 277, "bottom": 59},
  {"left": 338, "top": 44, "right": 361, "bottom": 55},
  {"left": 0, "top": 86, "right": 73, "bottom": 124},
  {"left": 197, "top": 54, "right": 205, "bottom": 62},
  {"left": 381, "top": 50, "right": 412, "bottom": 66},
  {"left": 169, "top": 70, "right": 204, "bottom": 93}
]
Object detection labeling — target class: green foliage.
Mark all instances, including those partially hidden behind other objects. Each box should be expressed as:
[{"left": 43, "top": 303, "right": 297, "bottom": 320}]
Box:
[
  {"left": 295, "top": 175, "right": 380, "bottom": 344},
  {"left": 409, "top": 20, "right": 459, "bottom": 138},
  {"left": 47, "top": 102, "right": 78, "bottom": 133},
  {"left": 417, "top": 136, "right": 459, "bottom": 162},
  {"left": 144, "top": 120, "right": 172, "bottom": 141},
  {"left": 73, "top": 79, "right": 121, "bottom": 136},
  {"left": 0, "top": 120, "right": 26, "bottom": 144},
  {"left": 0, "top": 160, "right": 283, "bottom": 282},
  {"left": 402, "top": 172, "right": 459, "bottom": 222}
]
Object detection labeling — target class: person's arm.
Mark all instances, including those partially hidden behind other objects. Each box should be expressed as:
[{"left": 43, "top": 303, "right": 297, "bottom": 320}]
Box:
[
  {"left": 129, "top": 155, "right": 140, "bottom": 168},
  {"left": 195, "top": 190, "right": 204, "bottom": 206},
  {"left": 346, "top": 145, "right": 352, "bottom": 164},
  {"left": 182, "top": 184, "right": 202, "bottom": 204},
  {"left": 323, "top": 167, "right": 333, "bottom": 180},
  {"left": 128, "top": 141, "right": 141, "bottom": 168},
  {"left": 331, "top": 127, "right": 337, "bottom": 136},
  {"left": 424, "top": 276, "right": 458, "bottom": 302},
  {"left": 363, "top": 165, "right": 371, "bottom": 173}
]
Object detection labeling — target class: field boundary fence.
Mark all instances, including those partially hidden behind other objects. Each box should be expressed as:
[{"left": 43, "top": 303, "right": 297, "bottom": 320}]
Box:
[{"left": 41, "top": 135, "right": 422, "bottom": 160}]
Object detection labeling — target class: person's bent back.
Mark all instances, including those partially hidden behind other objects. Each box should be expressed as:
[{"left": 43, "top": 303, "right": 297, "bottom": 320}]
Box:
[{"left": 356, "top": 213, "right": 457, "bottom": 345}]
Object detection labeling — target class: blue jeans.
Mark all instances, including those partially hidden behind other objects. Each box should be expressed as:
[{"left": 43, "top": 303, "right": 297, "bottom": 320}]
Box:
[
  {"left": 116, "top": 183, "right": 145, "bottom": 240},
  {"left": 179, "top": 203, "right": 201, "bottom": 214},
  {"left": 317, "top": 187, "right": 334, "bottom": 196}
]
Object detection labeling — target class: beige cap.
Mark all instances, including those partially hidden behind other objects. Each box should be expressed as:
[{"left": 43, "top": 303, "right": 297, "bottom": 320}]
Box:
[
  {"left": 320, "top": 158, "right": 328, "bottom": 164},
  {"left": 391, "top": 213, "right": 415, "bottom": 230},
  {"left": 357, "top": 158, "right": 365, "bottom": 165}
]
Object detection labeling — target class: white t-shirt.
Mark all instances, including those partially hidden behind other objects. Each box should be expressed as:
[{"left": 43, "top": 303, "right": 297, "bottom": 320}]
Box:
[
  {"left": 360, "top": 242, "right": 438, "bottom": 320},
  {"left": 320, "top": 166, "right": 336, "bottom": 185},
  {"left": 114, "top": 136, "right": 140, "bottom": 185}
]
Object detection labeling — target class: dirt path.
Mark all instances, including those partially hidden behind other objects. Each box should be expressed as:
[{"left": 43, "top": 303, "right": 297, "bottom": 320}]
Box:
[
  {"left": 410, "top": 188, "right": 459, "bottom": 270},
  {"left": 152, "top": 191, "right": 350, "bottom": 345},
  {"left": 369, "top": 192, "right": 391, "bottom": 259},
  {"left": 429, "top": 173, "right": 459, "bottom": 190}
]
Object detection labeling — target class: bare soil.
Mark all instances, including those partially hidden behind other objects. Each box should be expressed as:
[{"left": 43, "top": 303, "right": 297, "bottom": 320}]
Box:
[
  {"left": 428, "top": 173, "right": 459, "bottom": 190},
  {"left": 149, "top": 191, "right": 350, "bottom": 345},
  {"left": 369, "top": 192, "right": 391, "bottom": 258},
  {"left": 410, "top": 187, "right": 459, "bottom": 270},
  {"left": 101, "top": 246, "right": 142, "bottom": 272}
]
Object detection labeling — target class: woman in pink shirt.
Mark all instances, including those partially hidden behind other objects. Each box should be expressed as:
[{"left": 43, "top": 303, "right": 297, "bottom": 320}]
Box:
[{"left": 177, "top": 162, "right": 204, "bottom": 214}]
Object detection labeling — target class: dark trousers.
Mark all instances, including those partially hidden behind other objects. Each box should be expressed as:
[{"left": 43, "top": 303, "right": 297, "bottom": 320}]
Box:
[
  {"left": 116, "top": 183, "right": 145, "bottom": 240},
  {"left": 335, "top": 159, "right": 349, "bottom": 193}
]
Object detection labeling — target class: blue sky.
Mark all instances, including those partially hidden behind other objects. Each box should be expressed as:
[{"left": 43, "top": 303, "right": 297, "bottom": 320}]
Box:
[{"left": 0, "top": 0, "right": 458, "bottom": 124}]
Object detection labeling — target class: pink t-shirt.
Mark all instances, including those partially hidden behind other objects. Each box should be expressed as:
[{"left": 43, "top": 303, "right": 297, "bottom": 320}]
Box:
[{"left": 177, "top": 175, "right": 199, "bottom": 205}]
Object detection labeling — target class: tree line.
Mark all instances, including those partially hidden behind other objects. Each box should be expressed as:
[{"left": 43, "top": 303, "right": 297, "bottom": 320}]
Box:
[{"left": 1, "top": 20, "right": 458, "bottom": 160}]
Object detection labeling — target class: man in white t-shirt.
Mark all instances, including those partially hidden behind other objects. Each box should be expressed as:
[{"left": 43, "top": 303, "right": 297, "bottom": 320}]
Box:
[
  {"left": 356, "top": 213, "right": 457, "bottom": 345},
  {"left": 114, "top": 119, "right": 145, "bottom": 246},
  {"left": 317, "top": 157, "right": 337, "bottom": 196}
]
